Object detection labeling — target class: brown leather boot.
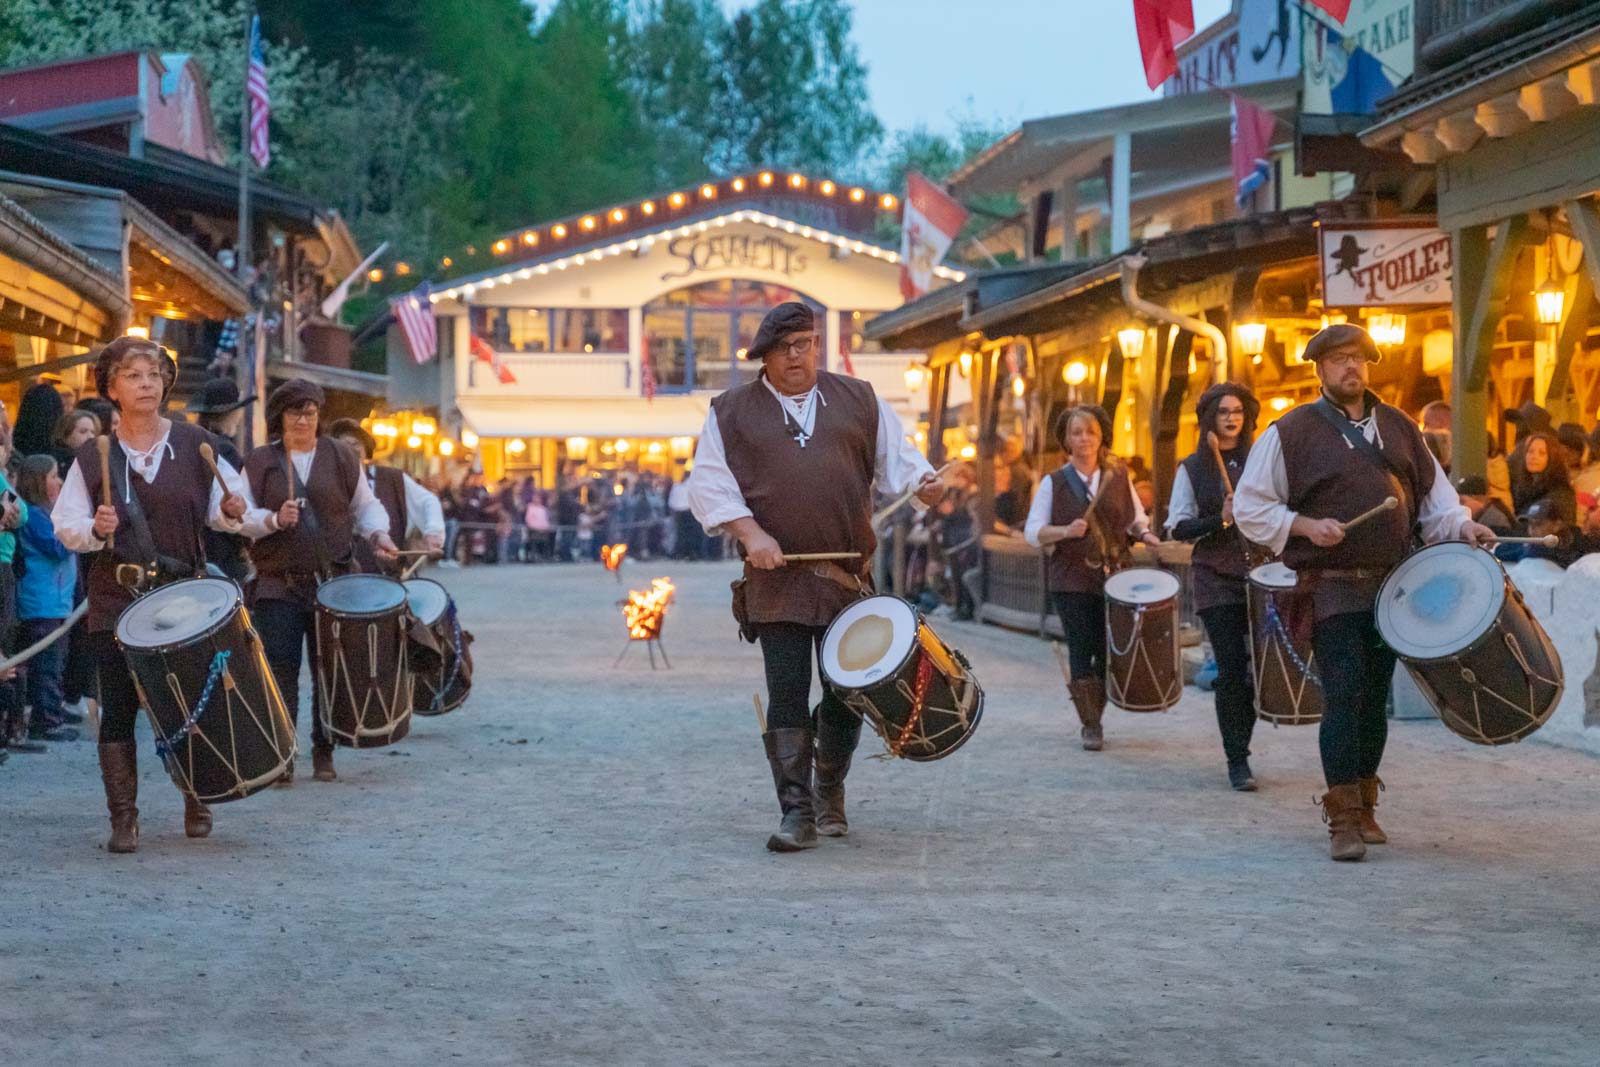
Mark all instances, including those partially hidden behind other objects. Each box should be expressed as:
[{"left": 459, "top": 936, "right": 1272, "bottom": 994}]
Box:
[
  {"left": 1069, "top": 677, "right": 1105, "bottom": 751},
  {"left": 814, "top": 711, "right": 863, "bottom": 838},
  {"left": 1357, "top": 776, "right": 1388, "bottom": 844},
  {"left": 184, "top": 793, "right": 213, "bottom": 838},
  {"left": 1319, "top": 784, "right": 1367, "bottom": 862},
  {"left": 762, "top": 728, "right": 818, "bottom": 852},
  {"left": 312, "top": 744, "right": 337, "bottom": 782},
  {"left": 97, "top": 742, "right": 140, "bottom": 854}
]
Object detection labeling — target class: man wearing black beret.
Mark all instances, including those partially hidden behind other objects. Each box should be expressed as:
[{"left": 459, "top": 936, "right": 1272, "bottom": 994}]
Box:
[
  {"left": 688, "top": 302, "right": 945, "bottom": 852},
  {"left": 1235, "top": 324, "right": 1494, "bottom": 862}
]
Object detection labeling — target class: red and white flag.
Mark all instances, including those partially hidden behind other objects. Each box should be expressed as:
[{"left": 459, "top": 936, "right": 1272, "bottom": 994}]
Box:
[
  {"left": 391, "top": 281, "right": 436, "bottom": 364},
  {"left": 470, "top": 334, "right": 517, "bottom": 385},
  {"left": 899, "top": 172, "right": 968, "bottom": 301},
  {"left": 641, "top": 343, "right": 657, "bottom": 402},
  {"left": 246, "top": 16, "right": 271, "bottom": 169},
  {"left": 837, "top": 330, "right": 857, "bottom": 377},
  {"left": 1304, "top": 0, "right": 1352, "bottom": 20},
  {"left": 1230, "top": 95, "right": 1278, "bottom": 207},
  {"left": 1132, "top": 0, "right": 1195, "bottom": 89}
]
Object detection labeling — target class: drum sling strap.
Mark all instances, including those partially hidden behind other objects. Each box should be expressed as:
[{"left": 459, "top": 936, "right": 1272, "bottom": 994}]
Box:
[
  {"left": 106, "top": 439, "right": 202, "bottom": 592},
  {"left": 1310, "top": 397, "right": 1420, "bottom": 534},
  {"left": 285, "top": 444, "right": 335, "bottom": 582}
]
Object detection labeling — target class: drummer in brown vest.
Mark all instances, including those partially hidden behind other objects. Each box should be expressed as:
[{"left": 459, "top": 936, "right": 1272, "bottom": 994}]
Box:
[
  {"left": 51, "top": 337, "right": 252, "bottom": 853},
  {"left": 1024, "top": 405, "right": 1161, "bottom": 751},
  {"left": 328, "top": 418, "right": 446, "bottom": 574},
  {"left": 1165, "top": 383, "right": 1261, "bottom": 791},
  {"left": 238, "top": 380, "right": 399, "bottom": 784},
  {"left": 686, "top": 302, "right": 944, "bottom": 852},
  {"left": 1234, "top": 324, "right": 1494, "bottom": 862}
]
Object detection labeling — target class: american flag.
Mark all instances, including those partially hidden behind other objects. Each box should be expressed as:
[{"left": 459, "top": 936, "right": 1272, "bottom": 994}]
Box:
[
  {"left": 246, "top": 16, "right": 271, "bottom": 168},
  {"left": 641, "top": 342, "right": 657, "bottom": 402},
  {"left": 392, "top": 281, "right": 437, "bottom": 364}
]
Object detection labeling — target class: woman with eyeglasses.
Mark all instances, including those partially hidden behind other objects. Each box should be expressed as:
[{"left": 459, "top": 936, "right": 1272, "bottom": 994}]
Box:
[
  {"left": 238, "top": 380, "right": 400, "bottom": 786},
  {"left": 1165, "top": 383, "right": 1261, "bottom": 792}
]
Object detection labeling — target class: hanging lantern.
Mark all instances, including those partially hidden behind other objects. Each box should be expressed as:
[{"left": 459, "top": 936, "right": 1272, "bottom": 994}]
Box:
[
  {"left": 904, "top": 364, "right": 927, "bottom": 392},
  {"left": 1236, "top": 322, "right": 1268, "bottom": 358},
  {"left": 1062, "top": 360, "right": 1089, "bottom": 385},
  {"left": 1535, "top": 279, "right": 1566, "bottom": 326},
  {"left": 1117, "top": 327, "right": 1146, "bottom": 360}
]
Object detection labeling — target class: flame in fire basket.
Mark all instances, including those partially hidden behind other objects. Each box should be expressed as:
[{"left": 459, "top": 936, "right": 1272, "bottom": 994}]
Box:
[
  {"left": 622, "top": 578, "right": 675, "bottom": 640},
  {"left": 601, "top": 543, "right": 628, "bottom": 571}
]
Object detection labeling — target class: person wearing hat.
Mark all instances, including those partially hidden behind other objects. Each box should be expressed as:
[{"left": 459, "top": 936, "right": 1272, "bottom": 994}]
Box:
[
  {"left": 1024, "top": 404, "right": 1161, "bottom": 752},
  {"left": 1165, "top": 383, "right": 1262, "bottom": 791},
  {"left": 237, "top": 380, "right": 399, "bottom": 784},
  {"left": 328, "top": 418, "right": 445, "bottom": 575},
  {"left": 186, "top": 377, "right": 257, "bottom": 583},
  {"left": 51, "top": 336, "right": 254, "bottom": 853},
  {"left": 1234, "top": 323, "right": 1495, "bottom": 862},
  {"left": 686, "top": 301, "right": 945, "bottom": 852}
]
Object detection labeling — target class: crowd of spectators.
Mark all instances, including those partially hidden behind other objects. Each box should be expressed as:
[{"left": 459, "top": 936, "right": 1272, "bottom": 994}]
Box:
[{"left": 432, "top": 467, "right": 721, "bottom": 566}]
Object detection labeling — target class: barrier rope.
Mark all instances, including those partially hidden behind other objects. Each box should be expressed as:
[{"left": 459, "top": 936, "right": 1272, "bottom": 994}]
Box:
[{"left": 152, "top": 650, "right": 231, "bottom": 760}]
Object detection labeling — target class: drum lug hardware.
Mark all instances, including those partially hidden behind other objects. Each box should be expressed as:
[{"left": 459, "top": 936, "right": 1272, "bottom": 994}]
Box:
[{"left": 1459, "top": 666, "right": 1479, "bottom": 688}]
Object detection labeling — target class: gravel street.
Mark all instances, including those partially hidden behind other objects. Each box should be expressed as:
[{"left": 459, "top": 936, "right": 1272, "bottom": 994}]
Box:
[{"left": 4, "top": 559, "right": 1600, "bottom": 1066}]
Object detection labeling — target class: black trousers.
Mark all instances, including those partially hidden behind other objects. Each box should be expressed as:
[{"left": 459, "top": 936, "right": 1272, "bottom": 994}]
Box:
[
  {"left": 252, "top": 598, "right": 331, "bottom": 749},
  {"left": 1311, "top": 610, "right": 1394, "bottom": 787},
  {"left": 90, "top": 629, "right": 143, "bottom": 744},
  {"left": 1198, "top": 603, "right": 1255, "bottom": 765},
  {"left": 755, "top": 622, "right": 857, "bottom": 744},
  {"left": 1050, "top": 591, "right": 1105, "bottom": 680}
]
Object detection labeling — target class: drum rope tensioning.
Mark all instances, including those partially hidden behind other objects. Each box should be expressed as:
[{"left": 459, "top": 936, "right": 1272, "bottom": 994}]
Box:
[
  {"left": 423, "top": 606, "right": 466, "bottom": 716},
  {"left": 153, "top": 650, "right": 231, "bottom": 760},
  {"left": 1262, "top": 595, "right": 1319, "bottom": 686}
]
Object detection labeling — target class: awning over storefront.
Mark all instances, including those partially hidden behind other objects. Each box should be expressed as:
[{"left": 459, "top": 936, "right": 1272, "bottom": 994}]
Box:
[
  {"left": 456, "top": 396, "right": 712, "bottom": 439},
  {"left": 265, "top": 359, "right": 389, "bottom": 398}
]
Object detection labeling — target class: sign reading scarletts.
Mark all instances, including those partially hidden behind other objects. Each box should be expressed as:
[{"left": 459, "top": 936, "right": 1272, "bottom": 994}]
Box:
[
  {"left": 1320, "top": 221, "right": 1453, "bottom": 308},
  {"left": 661, "top": 233, "right": 806, "bottom": 282}
]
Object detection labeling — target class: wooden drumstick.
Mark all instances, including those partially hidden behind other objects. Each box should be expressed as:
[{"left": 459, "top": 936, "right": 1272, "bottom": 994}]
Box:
[
  {"left": 95, "top": 434, "right": 114, "bottom": 550},
  {"left": 1340, "top": 496, "right": 1398, "bottom": 533},
  {"left": 871, "top": 461, "right": 959, "bottom": 527},
  {"left": 1206, "top": 432, "right": 1234, "bottom": 495},
  {"left": 753, "top": 693, "right": 767, "bottom": 734},
  {"left": 197, "top": 442, "right": 230, "bottom": 496},
  {"left": 1488, "top": 534, "right": 1560, "bottom": 546},
  {"left": 782, "top": 551, "right": 862, "bottom": 562}
]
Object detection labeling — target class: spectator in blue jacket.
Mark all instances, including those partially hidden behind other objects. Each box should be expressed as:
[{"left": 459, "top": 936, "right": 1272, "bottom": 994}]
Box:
[{"left": 16, "top": 454, "right": 78, "bottom": 740}]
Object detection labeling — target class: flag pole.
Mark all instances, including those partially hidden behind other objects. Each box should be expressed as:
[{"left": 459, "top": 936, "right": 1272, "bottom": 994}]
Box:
[{"left": 237, "top": 7, "right": 258, "bottom": 450}]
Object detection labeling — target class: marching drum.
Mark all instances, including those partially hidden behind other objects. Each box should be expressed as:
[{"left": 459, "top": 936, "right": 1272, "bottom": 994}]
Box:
[
  {"left": 1375, "top": 542, "right": 1563, "bottom": 745},
  {"left": 819, "top": 595, "right": 983, "bottom": 761},
  {"left": 115, "top": 578, "right": 295, "bottom": 803},
  {"left": 404, "top": 578, "right": 473, "bottom": 715},
  {"left": 1103, "top": 568, "right": 1182, "bottom": 712},
  {"left": 1247, "top": 562, "right": 1323, "bottom": 726},
  {"left": 313, "top": 574, "right": 414, "bottom": 748}
]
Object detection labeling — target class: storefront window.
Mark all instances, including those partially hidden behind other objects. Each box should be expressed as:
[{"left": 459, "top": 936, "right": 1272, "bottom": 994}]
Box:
[
  {"left": 642, "top": 280, "right": 821, "bottom": 393},
  {"left": 470, "top": 307, "right": 628, "bottom": 353},
  {"left": 551, "top": 309, "right": 629, "bottom": 353},
  {"left": 842, "top": 309, "right": 887, "bottom": 353}
]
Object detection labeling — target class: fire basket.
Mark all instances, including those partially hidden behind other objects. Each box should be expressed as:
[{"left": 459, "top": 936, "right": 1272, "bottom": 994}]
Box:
[{"left": 614, "top": 578, "right": 674, "bottom": 669}]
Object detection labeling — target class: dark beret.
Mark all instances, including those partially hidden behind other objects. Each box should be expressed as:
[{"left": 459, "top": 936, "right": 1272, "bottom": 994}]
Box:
[
  {"left": 94, "top": 336, "right": 177, "bottom": 403},
  {"left": 328, "top": 417, "right": 376, "bottom": 458},
  {"left": 265, "top": 378, "right": 326, "bottom": 435},
  {"left": 745, "top": 302, "right": 816, "bottom": 360},
  {"left": 1303, "top": 323, "right": 1381, "bottom": 365},
  {"left": 1053, "top": 404, "right": 1113, "bottom": 447}
]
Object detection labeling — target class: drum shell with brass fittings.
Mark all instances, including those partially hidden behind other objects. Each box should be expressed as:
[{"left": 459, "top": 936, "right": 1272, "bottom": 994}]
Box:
[
  {"left": 1103, "top": 568, "right": 1183, "bottom": 712},
  {"left": 819, "top": 594, "right": 983, "bottom": 761},
  {"left": 313, "top": 574, "right": 415, "bottom": 747},
  {"left": 1375, "top": 541, "right": 1563, "bottom": 746},
  {"left": 115, "top": 577, "right": 297, "bottom": 803},
  {"left": 1246, "top": 562, "right": 1323, "bottom": 726}
]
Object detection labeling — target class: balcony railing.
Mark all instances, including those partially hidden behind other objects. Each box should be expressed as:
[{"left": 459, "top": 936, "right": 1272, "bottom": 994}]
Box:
[{"left": 462, "top": 352, "right": 631, "bottom": 396}]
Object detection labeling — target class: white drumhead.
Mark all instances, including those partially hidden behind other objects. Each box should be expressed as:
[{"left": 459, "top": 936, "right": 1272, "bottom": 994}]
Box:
[
  {"left": 1249, "top": 561, "right": 1299, "bottom": 590},
  {"left": 1376, "top": 542, "right": 1505, "bottom": 659},
  {"left": 316, "top": 573, "right": 407, "bottom": 616},
  {"left": 1103, "top": 568, "right": 1180, "bottom": 606},
  {"left": 404, "top": 579, "right": 451, "bottom": 626},
  {"left": 821, "top": 595, "right": 918, "bottom": 690},
  {"left": 116, "top": 578, "right": 239, "bottom": 649}
]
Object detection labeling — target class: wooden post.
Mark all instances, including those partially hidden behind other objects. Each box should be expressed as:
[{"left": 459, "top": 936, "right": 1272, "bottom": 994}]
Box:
[{"left": 1451, "top": 217, "right": 1529, "bottom": 479}]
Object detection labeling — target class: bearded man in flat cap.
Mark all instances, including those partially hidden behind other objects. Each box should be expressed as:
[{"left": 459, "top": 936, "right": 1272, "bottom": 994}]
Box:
[
  {"left": 688, "top": 301, "right": 945, "bottom": 852},
  {"left": 1234, "top": 324, "right": 1493, "bottom": 863}
]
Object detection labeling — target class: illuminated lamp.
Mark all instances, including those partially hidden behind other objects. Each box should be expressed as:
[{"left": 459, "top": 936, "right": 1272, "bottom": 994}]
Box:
[
  {"left": 506, "top": 439, "right": 527, "bottom": 455},
  {"left": 958, "top": 351, "right": 973, "bottom": 377},
  {"left": 1011, "top": 376, "right": 1026, "bottom": 398},
  {"left": 522, "top": 231, "right": 539, "bottom": 246},
  {"left": 367, "top": 269, "right": 384, "bottom": 283},
  {"left": 820, "top": 180, "right": 836, "bottom": 196},
  {"left": 394, "top": 262, "right": 411, "bottom": 276},
  {"left": 759, "top": 172, "right": 775, "bottom": 187},
  {"left": 492, "top": 239, "right": 510, "bottom": 255},
  {"left": 1535, "top": 280, "right": 1566, "bottom": 326},
  {"left": 441, "top": 256, "right": 453, "bottom": 268},
  {"left": 461, "top": 430, "right": 479, "bottom": 449},
  {"left": 406, "top": 434, "right": 423, "bottom": 449},
  {"left": 700, "top": 184, "right": 717, "bottom": 199},
  {"left": 641, "top": 201, "right": 656, "bottom": 216},
  {"left": 849, "top": 187, "right": 866, "bottom": 202},
  {"left": 789, "top": 174, "right": 806, "bottom": 189},
  {"left": 411, "top": 417, "right": 437, "bottom": 437},
  {"left": 1422, "top": 329, "right": 1453, "bottom": 376},
  {"left": 566, "top": 437, "right": 590, "bottom": 454},
  {"left": 1062, "top": 360, "right": 1089, "bottom": 385},
  {"left": 552, "top": 224, "right": 568, "bottom": 239},
  {"left": 1117, "top": 327, "right": 1146, "bottom": 360},
  {"left": 669, "top": 192, "right": 686, "bottom": 208},
  {"left": 879, "top": 193, "right": 897, "bottom": 210},
  {"left": 648, "top": 442, "right": 664, "bottom": 455},
  {"left": 1236, "top": 322, "right": 1268, "bottom": 358},
  {"left": 438, "top": 440, "right": 455, "bottom": 457},
  {"left": 904, "top": 364, "right": 927, "bottom": 392},
  {"left": 614, "top": 438, "right": 631, "bottom": 453},
  {"left": 124, "top": 325, "right": 151, "bottom": 339},
  {"left": 610, "top": 208, "right": 627, "bottom": 223},
  {"left": 1270, "top": 396, "right": 1293, "bottom": 412},
  {"left": 580, "top": 216, "right": 597, "bottom": 232},
  {"left": 958, "top": 444, "right": 977, "bottom": 460},
  {"left": 669, "top": 436, "right": 694, "bottom": 459},
  {"left": 731, "top": 178, "right": 746, "bottom": 193}
]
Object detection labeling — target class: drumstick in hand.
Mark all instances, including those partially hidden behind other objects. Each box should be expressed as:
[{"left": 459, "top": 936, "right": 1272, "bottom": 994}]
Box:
[
  {"left": 197, "top": 442, "right": 230, "bottom": 496},
  {"left": 95, "top": 434, "right": 114, "bottom": 551},
  {"left": 1340, "top": 496, "right": 1398, "bottom": 533},
  {"left": 1488, "top": 534, "right": 1560, "bottom": 546},
  {"left": 1206, "top": 432, "right": 1234, "bottom": 495}
]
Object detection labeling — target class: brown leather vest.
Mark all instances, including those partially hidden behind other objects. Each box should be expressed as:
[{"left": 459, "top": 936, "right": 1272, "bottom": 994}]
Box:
[
  {"left": 353, "top": 464, "right": 408, "bottom": 576},
  {"left": 1045, "top": 462, "right": 1136, "bottom": 595},
  {"left": 712, "top": 370, "right": 879, "bottom": 628},
  {"left": 243, "top": 436, "right": 360, "bottom": 604},
  {"left": 77, "top": 421, "right": 212, "bottom": 632},
  {"left": 1178, "top": 448, "right": 1251, "bottom": 611}
]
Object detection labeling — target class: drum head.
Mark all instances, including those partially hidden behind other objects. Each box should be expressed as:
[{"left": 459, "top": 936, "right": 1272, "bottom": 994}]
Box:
[
  {"left": 820, "top": 595, "right": 918, "bottom": 690},
  {"left": 1376, "top": 542, "right": 1506, "bottom": 660},
  {"left": 116, "top": 578, "right": 239, "bottom": 650},
  {"left": 1103, "top": 568, "right": 1180, "bottom": 606},
  {"left": 404, "top": 579, "right": 451, "bottom": 626},
  {"left": 316, "top": 574, "right": 407, "bottom": 616},
  {"left": 1249, "top": 561, "right": 1298, "bottom": 590}
]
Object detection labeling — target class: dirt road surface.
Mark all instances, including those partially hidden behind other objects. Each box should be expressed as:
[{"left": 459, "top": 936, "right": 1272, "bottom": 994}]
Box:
[{"left": 4, "top": 561, "right": 1599, "bottom": 1065}]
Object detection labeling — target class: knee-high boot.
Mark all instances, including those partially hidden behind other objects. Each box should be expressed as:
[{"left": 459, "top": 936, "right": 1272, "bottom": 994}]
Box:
[
  {"left": 814, "top": 709, "right": 864, "bottom": 838},
  {"left": 1069, "top": 677, "right": 1106, "bottom": 751},
  {"left": 762, "top": 728, "right": 817, "bottom": 852},
  {"left": 97, "top": 742, "right": 139, "bottom": 854}
]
